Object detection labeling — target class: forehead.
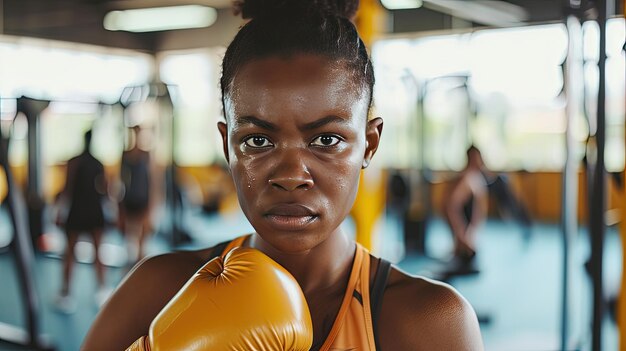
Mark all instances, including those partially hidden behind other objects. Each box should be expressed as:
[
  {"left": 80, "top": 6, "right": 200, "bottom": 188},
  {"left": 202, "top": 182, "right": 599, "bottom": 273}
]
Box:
[{"left": 225, "top": 55, "right": 367, "bottom": 122}]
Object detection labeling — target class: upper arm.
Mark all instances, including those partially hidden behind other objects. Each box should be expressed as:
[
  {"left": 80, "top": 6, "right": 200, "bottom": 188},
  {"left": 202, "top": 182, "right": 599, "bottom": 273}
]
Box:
[
  {"left": 450, "top": 178, "right": 472, "bottom": 206},
  {"left": 469, "top": 174, "right": 488, "bottom": 222},
  {"left": 444, "top": 178, "right": 471, "bottom": 218},
  {"left": 81, "top": 253, "right": 202, "bottom": 351},
  {"left": 379, "top": 275, "right": 483, "bottom": 351},
  {"left": 417, "top": 283, "right": 484, "bottom": 350}
]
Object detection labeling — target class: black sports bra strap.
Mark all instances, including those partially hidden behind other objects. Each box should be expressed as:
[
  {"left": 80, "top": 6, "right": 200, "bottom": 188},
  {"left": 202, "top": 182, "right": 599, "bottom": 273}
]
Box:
[{"left": 371, "top": 258, "right": 392, "bottom": 350}]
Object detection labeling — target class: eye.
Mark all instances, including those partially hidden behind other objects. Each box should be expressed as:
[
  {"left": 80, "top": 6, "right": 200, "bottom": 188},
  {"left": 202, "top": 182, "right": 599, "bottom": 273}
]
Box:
[
  {"left": 244, "top": 136, "right": 273, "bottom": 148},
  {"left": 311, "top": 135, "right": 341, "bottom": 147}
]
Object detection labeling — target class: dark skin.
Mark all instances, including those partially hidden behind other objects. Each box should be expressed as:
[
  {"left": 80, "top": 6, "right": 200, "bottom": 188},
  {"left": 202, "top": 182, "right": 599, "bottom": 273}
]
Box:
[{"left": 82, "top": 54, "right": 483, "bottom": 350}]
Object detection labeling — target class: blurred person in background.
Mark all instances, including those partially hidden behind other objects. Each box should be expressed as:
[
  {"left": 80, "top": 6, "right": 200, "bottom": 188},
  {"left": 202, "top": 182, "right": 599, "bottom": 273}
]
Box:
[
  {"left": 54, "top": 130, "right": 110, "bottom": 312},
  {"left": 119, "top": 125, "right": 153, "bottom": 263},
  {"left": 443, "top": 145, "right": 488, "bottom": 270}
]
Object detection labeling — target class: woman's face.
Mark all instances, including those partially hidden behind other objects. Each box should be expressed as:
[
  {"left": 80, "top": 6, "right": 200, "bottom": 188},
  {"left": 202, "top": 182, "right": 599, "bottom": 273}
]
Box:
[{"left": 219, "top": 54, "right": 382, "bottom": 253}]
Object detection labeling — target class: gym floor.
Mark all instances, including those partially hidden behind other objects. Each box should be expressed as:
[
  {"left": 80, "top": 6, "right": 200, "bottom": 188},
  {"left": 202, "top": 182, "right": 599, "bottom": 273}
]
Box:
[{"left": 0, "top": 205, "right": 620, "bottom": 351}]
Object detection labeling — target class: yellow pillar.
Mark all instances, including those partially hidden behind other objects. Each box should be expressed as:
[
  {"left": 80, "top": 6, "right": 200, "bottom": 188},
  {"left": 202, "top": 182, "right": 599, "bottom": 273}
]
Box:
[
  {"left": 352, "top": 170, "right": 387, "bottom": 250},
  {"left": 355, "top": 0, "right": 387, "bottom": 47},
  {"left": 0, "top": 168, "right": 6, "bottom": 202},
  {"left": 350, "top": 0, "right": 389, "bottom": 250}
]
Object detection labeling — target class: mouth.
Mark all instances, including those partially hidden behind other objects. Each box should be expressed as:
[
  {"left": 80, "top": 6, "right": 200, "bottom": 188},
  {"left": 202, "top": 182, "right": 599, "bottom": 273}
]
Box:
[{"left": 264, "top": 204, "right": 318, "bottom": 231}]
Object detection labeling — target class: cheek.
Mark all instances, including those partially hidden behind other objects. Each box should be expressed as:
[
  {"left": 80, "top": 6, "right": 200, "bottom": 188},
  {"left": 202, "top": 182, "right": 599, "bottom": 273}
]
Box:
[
  {"left": 325, "top": 137, "right": 366, "bottom": 197},
  {"left": 229, "top": 157, "right": 261, "bottom": 209},
  {"left": 317, "top": 154, "right": 363, "bottom": 214}
]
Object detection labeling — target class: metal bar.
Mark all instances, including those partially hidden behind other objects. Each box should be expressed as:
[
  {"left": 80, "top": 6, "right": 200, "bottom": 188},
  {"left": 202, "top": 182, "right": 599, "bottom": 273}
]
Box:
[
  {"left": 422, "top": 0, "right": 528, "bottom": 27},
  {"left": 17, "top": 97, "right": 49, "bottom": 245},
  {"left": 0, "top": 124, "right": 54, "bottom": 350},
  {"left": 561, "top": 11, "right": 583, "bottom": 350},
  {"left": 591, "top": 0, "right": 609, "bottom": 349},
  {"left": 618, "top": 1, "right": 626, "bottom": 349}
]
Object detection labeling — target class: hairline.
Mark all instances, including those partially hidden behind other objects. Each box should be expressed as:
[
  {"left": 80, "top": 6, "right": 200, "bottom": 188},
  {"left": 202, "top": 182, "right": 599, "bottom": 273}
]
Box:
[{"left": 221, "top": 53, "right": 373, "bottom": 123}]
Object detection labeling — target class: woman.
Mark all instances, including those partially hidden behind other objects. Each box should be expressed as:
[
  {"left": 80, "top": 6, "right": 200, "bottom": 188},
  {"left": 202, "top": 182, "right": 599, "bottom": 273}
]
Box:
[
  {"left": 119, "top": 125, "right": 152, "bottom": 263},
  {"left": 82, "top": 1, "right": 483, "bottom": 349},
  {"left": 443, "top": 145, "right": 488, "bottom": 267},
  {"left": 55, "top": 130, "right": 108, "bottom": 311}
]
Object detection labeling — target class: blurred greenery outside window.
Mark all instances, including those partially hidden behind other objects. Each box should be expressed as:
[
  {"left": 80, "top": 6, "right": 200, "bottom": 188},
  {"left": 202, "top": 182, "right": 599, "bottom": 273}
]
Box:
[{"left": 372, "top": 19, "right": 624, "bottom": 172}]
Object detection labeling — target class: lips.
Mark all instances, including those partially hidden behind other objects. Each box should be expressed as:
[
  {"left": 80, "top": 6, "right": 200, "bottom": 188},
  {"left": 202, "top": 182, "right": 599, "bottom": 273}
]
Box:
[
  {"left": 266, "top": 204, "right": 316, "bottom": 217},
  {"left": 264, "top": 204, "right": 318, "bottom": 231}
]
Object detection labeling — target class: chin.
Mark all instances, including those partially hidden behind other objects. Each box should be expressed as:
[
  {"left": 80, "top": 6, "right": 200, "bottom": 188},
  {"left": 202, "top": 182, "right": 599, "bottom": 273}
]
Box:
[{"left": 253, "top": 227, "right": 326, "bottom": 254}]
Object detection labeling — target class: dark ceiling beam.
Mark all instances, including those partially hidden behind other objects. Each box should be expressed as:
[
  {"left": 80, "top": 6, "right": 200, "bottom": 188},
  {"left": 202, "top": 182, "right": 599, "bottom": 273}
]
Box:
[
  {"left": 1, "top": 0, "right": 158, "bottom": 52},
  {"left": 504, "top": 0, "right": 564, "bottom": 22},
  {"left": 421, "top": 0, "right": 528, "bottom": 27},
  {"left": 4, "top": 8, "right": 101, "bottom": 30},
  {"left": 1, "top": 0, "right": 239, "bottom": 52},
  {"left": 1, "top": 0, "right": 4, "bottom": 34},
  {"left": 4, "top": 0, "right": 621, "bottom": 51}
]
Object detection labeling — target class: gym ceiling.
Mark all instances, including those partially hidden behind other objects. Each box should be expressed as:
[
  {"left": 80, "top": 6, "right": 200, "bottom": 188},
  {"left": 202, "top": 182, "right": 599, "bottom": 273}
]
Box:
[{"left": 0, "top": 0, "right": 623, "bottom": 53}]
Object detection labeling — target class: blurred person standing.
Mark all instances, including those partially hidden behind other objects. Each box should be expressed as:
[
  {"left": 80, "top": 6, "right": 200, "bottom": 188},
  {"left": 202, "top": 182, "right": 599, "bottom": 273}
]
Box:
[
  {"left": 119, "top": 125, "right": 153, "bottom": 263},
  {"left": 443, "top": 145, "right": 488, "bottom": 268},
  {"left": 54, "top": 130, "right": 109, "bottom": 312}
]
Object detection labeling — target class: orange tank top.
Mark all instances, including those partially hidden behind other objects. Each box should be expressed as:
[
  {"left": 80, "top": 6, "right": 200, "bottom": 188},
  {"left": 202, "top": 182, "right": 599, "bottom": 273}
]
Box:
[{"left": 221, "top": 235, "right": 391, "bottom": 351}]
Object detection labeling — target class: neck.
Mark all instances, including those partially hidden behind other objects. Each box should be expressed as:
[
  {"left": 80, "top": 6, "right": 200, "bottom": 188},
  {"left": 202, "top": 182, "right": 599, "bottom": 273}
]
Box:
[{"left": 249, "top": 231, "right": 355, "bottom": 294}]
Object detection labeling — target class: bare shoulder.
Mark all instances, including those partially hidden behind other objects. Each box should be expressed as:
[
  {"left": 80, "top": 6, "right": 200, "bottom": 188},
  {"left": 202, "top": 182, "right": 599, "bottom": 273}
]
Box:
[
  {"left": 377, "top": 267, "right": 484, "bottom": 351},
  {"left": 81, "top": 247, "right": 215, "bottom": 350}
]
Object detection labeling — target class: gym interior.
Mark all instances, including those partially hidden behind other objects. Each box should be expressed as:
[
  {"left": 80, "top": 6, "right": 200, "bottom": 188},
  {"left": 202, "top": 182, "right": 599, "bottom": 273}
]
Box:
[{"left": 0, "top": 0, "right": 625, "bottom": 350}]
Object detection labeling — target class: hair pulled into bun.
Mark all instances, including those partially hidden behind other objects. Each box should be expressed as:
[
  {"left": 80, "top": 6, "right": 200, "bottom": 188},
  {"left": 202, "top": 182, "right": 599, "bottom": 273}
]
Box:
[
  {"left": 232, "top": 0, "right": 359, "bottom": 21},
  {"left": 222, "top": 0, "right": 374, "bottom": 115}
]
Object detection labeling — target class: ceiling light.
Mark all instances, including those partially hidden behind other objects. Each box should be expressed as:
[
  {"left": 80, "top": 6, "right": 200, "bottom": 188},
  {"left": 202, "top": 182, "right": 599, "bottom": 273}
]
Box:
[
  {"left": 381, "top": 0, "right": 423, "bottom": 10},
  {"left": 104, "top": 5, "right": 217, "bottom": 33}
]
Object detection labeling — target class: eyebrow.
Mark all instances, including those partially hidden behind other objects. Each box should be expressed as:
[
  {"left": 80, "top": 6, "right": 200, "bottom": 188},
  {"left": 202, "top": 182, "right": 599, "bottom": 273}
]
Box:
[
  {"left": 301, "top": 115, "right": 348, "bottom": 130},
  {"left": 234, "top": 116, "right": 278, "bottom": 131},
  {"left": 234, "top": 115, "right": 348, "bottom": 131}
]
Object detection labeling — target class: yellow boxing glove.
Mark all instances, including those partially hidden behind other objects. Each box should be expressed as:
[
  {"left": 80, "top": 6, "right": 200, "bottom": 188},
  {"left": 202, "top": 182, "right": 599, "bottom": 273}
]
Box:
[{"left": 126, "top": 247, "right": 313, "bottom": 351}]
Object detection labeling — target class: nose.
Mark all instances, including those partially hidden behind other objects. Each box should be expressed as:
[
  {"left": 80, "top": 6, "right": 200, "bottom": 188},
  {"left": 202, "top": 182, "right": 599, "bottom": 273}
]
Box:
[{"left": 268, "top": 150, "right": 314, "bottom": 191}]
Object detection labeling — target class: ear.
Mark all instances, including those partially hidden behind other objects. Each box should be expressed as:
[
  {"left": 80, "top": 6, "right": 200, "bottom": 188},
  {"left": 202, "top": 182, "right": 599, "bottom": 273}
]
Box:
[
  {"left": 362, "top": 117, "right": 383, "bottom": 169},
  {"left": 217, "top": 121, "right": 230, "bottom": 164}
]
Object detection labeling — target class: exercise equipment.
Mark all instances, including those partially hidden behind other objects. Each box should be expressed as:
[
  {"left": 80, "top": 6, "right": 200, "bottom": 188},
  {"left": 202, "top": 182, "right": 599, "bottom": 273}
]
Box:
[
  {"left": 397, "top": 74, "right": 472, "bottom": 257},
  {"left": 16, "top": 98, "right": 50, "bottom": 246},
  {"left": 588, "top": 1, "right": 611, "bottom": 350},
  {"left": 618, "top": 1, "right": 626, "bottom": 349},
  {"left": 119, "top": 83, "right": 191, "bottom": 247},
  {"left": 561, "top": 4, "right": 584, "bottom": 350},
  {"left": 0, "top": 99, "right": 54, "bottom": 350}
]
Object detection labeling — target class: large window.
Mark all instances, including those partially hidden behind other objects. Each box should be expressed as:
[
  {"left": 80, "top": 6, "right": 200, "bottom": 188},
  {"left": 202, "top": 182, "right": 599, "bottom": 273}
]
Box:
[
  {"left": 372, "top": 19, "right": 625, "bottom": 171},
  {"left": 0, "top": 36, "right": 152, "bottom": 168},
  {"left": 0, "top": 37, "right": 151, "bottom": 104}
]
